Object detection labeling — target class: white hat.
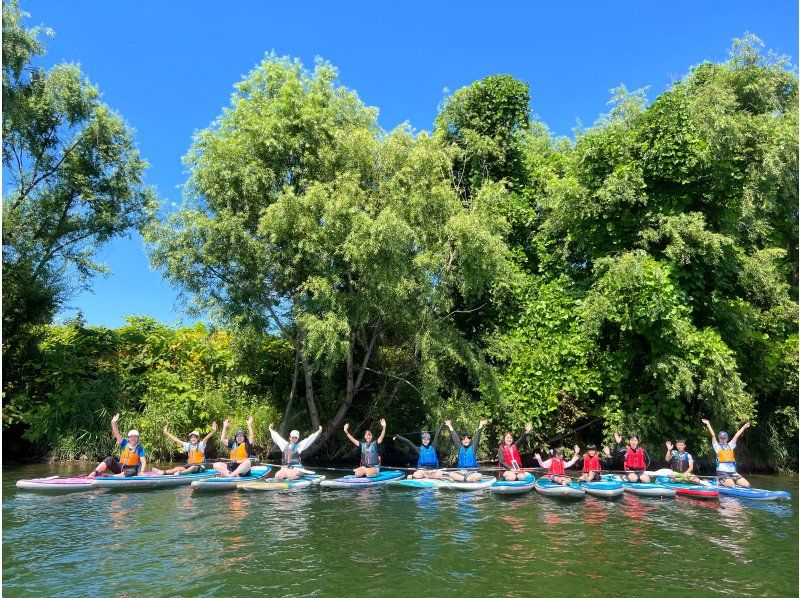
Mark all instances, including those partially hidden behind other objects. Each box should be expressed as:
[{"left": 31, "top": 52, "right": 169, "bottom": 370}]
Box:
[
  {"left": 290, "top": 429, "right": 300, "bottom": 438},
  {"left": 188, "top": 430, "right": 200, "bottom": 438},
  {"left": 127, "top": 429, "right": 140, "bottom": 437}
]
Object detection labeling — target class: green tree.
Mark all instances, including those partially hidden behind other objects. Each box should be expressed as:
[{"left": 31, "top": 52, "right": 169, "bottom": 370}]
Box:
[{"left": 146, "top": 56, "right": 511, "bottom": 456}]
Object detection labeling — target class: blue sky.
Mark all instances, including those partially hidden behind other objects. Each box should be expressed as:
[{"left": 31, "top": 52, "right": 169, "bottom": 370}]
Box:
[{"left": 22, "top": 1, "right": 798, "bottom": 328}]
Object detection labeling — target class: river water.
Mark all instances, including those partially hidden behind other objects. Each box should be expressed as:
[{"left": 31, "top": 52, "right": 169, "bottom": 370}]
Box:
[{"left": 2, "top": 463, "right": 797, "bottom": 596}]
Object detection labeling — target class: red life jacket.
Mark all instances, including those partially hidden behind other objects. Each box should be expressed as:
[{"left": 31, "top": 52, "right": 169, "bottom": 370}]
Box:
[
  {"left": 548, "top": 458, "right": 565, "bottom": 476},
  {"left": 624, "top": 446, "right": 646, "bottom": 471},
  {"left": 500, "top": 444, "right": 522, "bottom": 469},
  {"left": 583, "top": 454, "right": 601, "bottom": 472}
]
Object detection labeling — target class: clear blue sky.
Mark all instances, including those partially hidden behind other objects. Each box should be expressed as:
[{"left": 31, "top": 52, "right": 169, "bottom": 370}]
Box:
[{"left": 24, "top": 1, "right": 797, "bottom": 328}]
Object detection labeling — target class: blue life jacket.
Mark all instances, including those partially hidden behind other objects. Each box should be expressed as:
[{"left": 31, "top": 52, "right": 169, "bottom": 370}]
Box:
[
  {"left": 458, "top": 444, "right": 477, "bottom": 468},
  {"left": 418, "top": 444, "right": 438, "bottom": 468},
  {"left": 361, "top": 441, "right": 380, "bottom": 467}
]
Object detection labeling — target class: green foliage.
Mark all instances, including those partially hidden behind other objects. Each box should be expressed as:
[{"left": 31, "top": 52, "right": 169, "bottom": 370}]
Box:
[{"left": 4, "top": 317, "right": 289, "bottom": 461}]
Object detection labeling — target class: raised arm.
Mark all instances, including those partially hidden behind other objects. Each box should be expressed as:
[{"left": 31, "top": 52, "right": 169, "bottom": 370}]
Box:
[
  {"left": 343, "top": 423, "right": 360, "bottom": 447},
  {"left": 564, "top": 445, "right": 581, "bottom": 468},
  {"left": 220, "top": 419, "right": 230, "bottom": 446},
  {"left": 268, "top": 423, "right": 288, "bottom": 451},
  {"left": 664, "top": 440, "right": 673, "bottom": 463},
  {"left": 377, "top": 419, "right": 387, "bottom": 444},
  {"left": 514, "top": 422, "right": 533, "bottom": 447},
  {"left": 432, "top": 422, "right": 446, "bottom": 449},
  {"left": 534, "top": 452, "right": 550, "bottom": 468},
  {"left": 731, "top": 421, "right": 750, "bottom": 444},
  {"left": 472, "top": 419, "right": 488, "bottom": 449},
  {"left": 111, "top": 413, "right": 123, "bottom": 444},
  {"left": 445, "top": 420, "right": 461, "bottom": 446},
  {"left": 298, "top": 426, "right": 323, "bottom": 454},
  {"left": 247, "top": 416, "right": 255, "bottom": 445},
  {"left": 202, "top": 422, "right": 218, "bottom": 445},
  {"left": 162, "top": 425, "right": 184, "bottom": 446},
  {"left": 393, "top": 434, "right": 420, "bottom": 456}
]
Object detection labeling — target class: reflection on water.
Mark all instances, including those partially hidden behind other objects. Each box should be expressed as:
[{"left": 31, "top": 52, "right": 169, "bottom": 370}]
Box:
[{"left": 2, "top": 465, "right": 797, "bottom": 596}]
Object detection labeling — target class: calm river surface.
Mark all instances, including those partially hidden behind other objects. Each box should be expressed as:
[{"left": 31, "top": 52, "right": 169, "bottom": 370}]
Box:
[{"left": 2, "top": 463, "right": 797, "bottom": 596}]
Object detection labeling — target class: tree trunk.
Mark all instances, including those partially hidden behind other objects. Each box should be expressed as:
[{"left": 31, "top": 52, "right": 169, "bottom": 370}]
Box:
[{"left": 280, "top": 348, "right": 301, "bottom": 437}]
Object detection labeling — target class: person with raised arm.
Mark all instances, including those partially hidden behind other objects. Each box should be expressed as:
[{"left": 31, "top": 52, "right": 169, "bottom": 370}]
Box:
[
  {"left": 534, "top": 446, "right": 580, "bottom": 486},
  {"left": 269, "top": 423, "right": 323, "bottom": 480},
  {"left": 393, "top": 423, "right": 447, "bottom": 480},
  {"left": 577, "top": 444, "right": 612, "bottom": 482},
  {"left": 613, "top": 433, "right": 651, "bottom": 483},
  {"left": 445, "top": 418, "right": 487, "bottom": 483},
  {"left": 497, "top": 422, "right": 533, "bottom": 481},
  {"left": 664, "top": 438, "right": 701, "bottom": 484},
  {"left": 152, "top": 423, "right": 217, "bottom": 475},
  {"left": 702, "top": 418, "right": 751, "bottom": 488},
  {"left": 213, "top": 417, "right": 255, "bottom": 478},
  {"left": 87, "top": 413, "right": 147, "bottom": 478},
  {"left": 344, "top": 419, "right": 387, "bottom": 478}
]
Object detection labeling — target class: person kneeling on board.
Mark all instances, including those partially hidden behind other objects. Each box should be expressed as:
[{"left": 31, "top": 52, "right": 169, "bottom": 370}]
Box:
[
  {"left": 445, "top": 418, "right": 487, "bottom": 483},
  {"left": 534, "top": 446, "right": 580, "bottom": 485},
  {"left": 394, "top": 424, "right": 446, "bottom": 480},
  {"left": 497, "top": 422, "right": 533, "bottom": 481},
  {"left": 343, "top": 419, "right": 387, "bottom": 478},
  {"left": 152, "top": 423, "right": 217, "bottom": 475},
  {"left": 269, "top": 423, "right": 323, "bottom": 480},
  {"left": 87, "top": 413, "right": 148, "bottom": 478},
  {"left": 213, "top": 417, "right": 255, "bottom": 478},
  {"left": 702, "top": 418, "right": 751, "bottom": 488}
]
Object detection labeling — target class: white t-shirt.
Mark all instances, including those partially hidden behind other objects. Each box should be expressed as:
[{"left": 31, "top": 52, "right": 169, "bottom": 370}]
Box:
[
  {"left": 182, "top": 441, "right": 206, "bottom": 456},
  {"left": 712, "top": 440, "right": 737, "bottom": 473}
]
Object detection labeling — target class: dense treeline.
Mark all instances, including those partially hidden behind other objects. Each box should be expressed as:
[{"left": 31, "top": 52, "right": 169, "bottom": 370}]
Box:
[{"left": 3, "top": 2, "right": 797, "bottom": 470}]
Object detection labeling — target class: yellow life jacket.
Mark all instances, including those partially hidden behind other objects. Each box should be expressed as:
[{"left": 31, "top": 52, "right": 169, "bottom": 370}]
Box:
[
  {"left": 119, "top": 443, "right": 141, "bottom": 467},
  {"left": 187, "top": 443, "right": 205, "bottom": 465},
  {"left": 717, "top": 445, "right": 735, "bottom": 464},
  {"left": 230, "top": 441, "right": 250, "bottom": 462}
]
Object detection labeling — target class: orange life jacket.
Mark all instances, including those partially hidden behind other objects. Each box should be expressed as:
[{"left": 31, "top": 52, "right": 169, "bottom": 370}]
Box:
[
  {"left": 717, "top": 445, "right": 735, "bottom": 464},
  {"left": 230, "top": 441, "right": 250, "bottom": 462},
  {"left": 119, "top": 443, "right": 141, "bottom": 467},
  {"left": 187, "top": 443, "right": 205, "bottom": 465}
]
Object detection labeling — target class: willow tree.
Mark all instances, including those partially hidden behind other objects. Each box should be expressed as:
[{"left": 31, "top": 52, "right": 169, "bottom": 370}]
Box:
[{"left": 147, "top": 56, "right": 510, "bottom": 454}]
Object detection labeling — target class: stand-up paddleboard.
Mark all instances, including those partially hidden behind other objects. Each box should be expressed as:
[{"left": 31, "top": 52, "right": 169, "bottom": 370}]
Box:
[
  {"left": 607, "top": 475, "right": 676, "bottom": 497},
  {"left": 239, "top": 474, "right": 325, "bottom": 491},
  {"left": 320, "top": 470, "right": 405, "bottom": 489},
  {"left": 534, "top": 477, "right": 585, "bottom": 498},
  {"left": 491, "top": 473, "right": 535, "bottom": 495},
  {"left": 93, "top": 468, "right": 219, "bottom": 490},
  {"left": 386, "top": 477, "right": 452, "bottom": 490},
  {"left": 709, "top": 480, "right": 791, "bottom": 501},
  {"left": 190, "top": 466, "right": 272, "bottom": 492},
  {"left": 16, "top": 475, "right": 96, "bottom": 493},
  {"left": 440, "top": 476, "right": 497, "bottom": 492},
  {"left": 655, "top": 477, "right": 718, "bottom": 499},
  {"left": 580, "top": 479, "right": 624, "bottom": 498}
]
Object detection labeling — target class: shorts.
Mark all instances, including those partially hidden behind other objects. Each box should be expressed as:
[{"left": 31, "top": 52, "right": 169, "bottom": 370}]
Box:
[
  {"left": 227, "top": 462, "right": 251, "bottom": 476},
  {"left": 717, "top": 471, "right": 741, "bottom": 483},
  {"left": 456, "top": 469, "right": 476, "bottom": 476},
  {"left": 625, "top": 469, "right": 645, "bottom": 476},
  {"left": 186, "top": 464, "right": 205, "bottom": 473},
  {"left": 102, "top": 457, "right": 138, "bottom": 477}
]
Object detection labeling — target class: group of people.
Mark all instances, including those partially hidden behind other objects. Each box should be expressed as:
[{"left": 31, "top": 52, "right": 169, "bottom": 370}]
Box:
[{"left": 85, "top": 413, "right": 753, "bottom": 489}]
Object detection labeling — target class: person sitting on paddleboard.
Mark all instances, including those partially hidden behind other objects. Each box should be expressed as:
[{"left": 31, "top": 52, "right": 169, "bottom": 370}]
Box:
[
  {"left": 87, "top": 413, "right": 147, "bottom": 478},
  {"left": 445, "top": 418, "right": 488, "bottom": 483},
  {"left": 577, "top": 444, "right": 612, "bottom": 482},
  {"left": 534, "top": 446, "right": 580, "bottom": 485},
  {"left": 664, "top": 438, "right": 701, "bottom": 484},
  {"left": 702, "top": 418, "right": 751, "bottom": 488},
  {"left": 214, "top": 417, "right": 255, "bottom": 478},
  {"left": 344, "top": 419, "right": 387, "bottom": 478},
  {"left": 152, "top": 423, "right": 217, "bottom": 476},
  {"left": 269, "top": 423, "right": 323, "bottom": 480},
  {"left": 497, "top": 422, "right": 533, "bottom": 481},
  {"left": 394, "top": 423, "right": 446, "bottom": 480},
  {"left": 614, "top": 433, "right": 651, "bottom": 483}
]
